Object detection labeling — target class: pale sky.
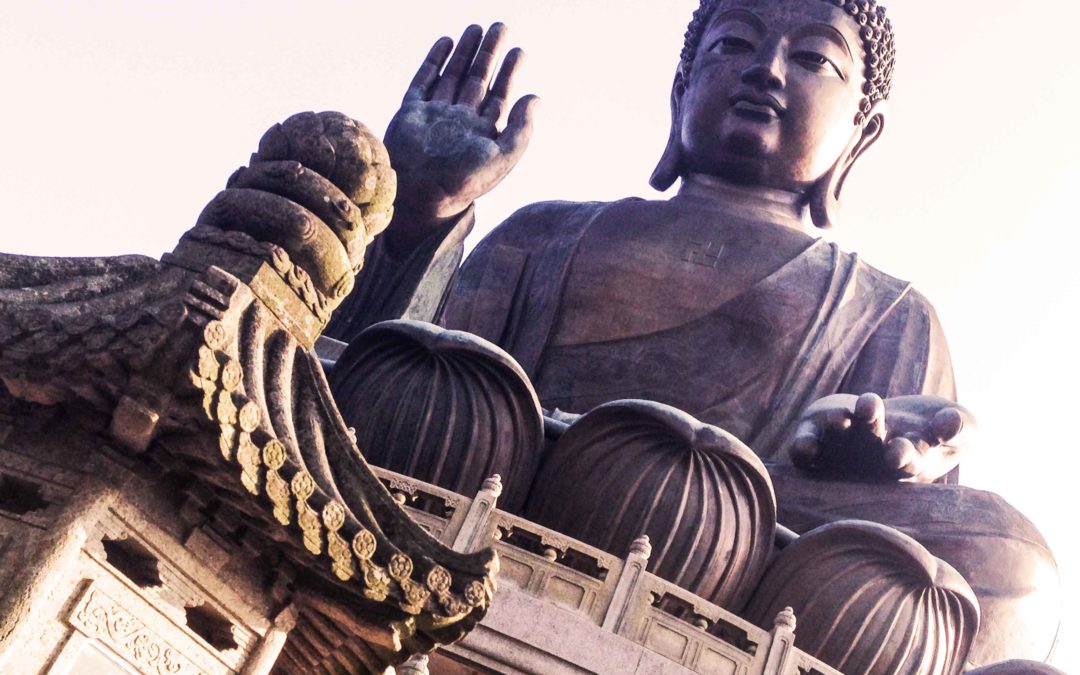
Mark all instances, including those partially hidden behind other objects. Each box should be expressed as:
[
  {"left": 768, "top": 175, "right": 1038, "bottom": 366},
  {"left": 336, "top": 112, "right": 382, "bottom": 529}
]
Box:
[{"left": 3, "top": 0, "right": 1078, "bottom": 669}]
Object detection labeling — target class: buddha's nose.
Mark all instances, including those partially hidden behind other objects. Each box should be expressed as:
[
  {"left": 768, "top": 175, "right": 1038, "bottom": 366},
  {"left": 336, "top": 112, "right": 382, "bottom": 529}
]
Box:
[{"left": 741, "top": 42, "right": 785, "bottom": 90}]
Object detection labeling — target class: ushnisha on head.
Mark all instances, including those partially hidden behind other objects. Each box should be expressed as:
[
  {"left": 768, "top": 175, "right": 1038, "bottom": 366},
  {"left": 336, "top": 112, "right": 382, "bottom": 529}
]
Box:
[{"left": 652, "top": 0, "right": 897, "bottom": 228}]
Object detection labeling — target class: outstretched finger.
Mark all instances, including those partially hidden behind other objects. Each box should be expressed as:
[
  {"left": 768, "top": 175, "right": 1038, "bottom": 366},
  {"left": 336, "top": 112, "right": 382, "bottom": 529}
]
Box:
[
  {"left": 482, "top": 47, "right": 525, "bottom": 124},
  {"left": 854, "top": 392, "right": 886, "bottom": 439},
  {"left": 404, "top": 37, "right": 454, "bottom": 103},
  {"left": 458, "top": 23, "right": 507, "bottom": 107},
  {"left": 790, "top": 420, "right": 821, "bottom": 468},
  {"left": 431, "top": 25, "right": 484, "bottom": 102},
  {"left": 496, "top": 94, "right": 540, "bottom": 161}
]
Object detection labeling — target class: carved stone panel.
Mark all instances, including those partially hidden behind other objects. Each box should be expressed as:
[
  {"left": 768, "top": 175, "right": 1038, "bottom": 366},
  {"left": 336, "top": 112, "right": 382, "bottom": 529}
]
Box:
[{"left": 67, "top": 585, "right": 206, "bottom": 675}]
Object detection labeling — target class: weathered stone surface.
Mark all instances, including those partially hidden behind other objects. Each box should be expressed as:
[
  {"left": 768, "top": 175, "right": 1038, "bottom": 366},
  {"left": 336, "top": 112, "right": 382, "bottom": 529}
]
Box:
[
  {"left": 176, "top": 111, "right": 394, "bottom": 344},
  {"left": 0, "top": 112, "right": 494, "bottom": 675}
]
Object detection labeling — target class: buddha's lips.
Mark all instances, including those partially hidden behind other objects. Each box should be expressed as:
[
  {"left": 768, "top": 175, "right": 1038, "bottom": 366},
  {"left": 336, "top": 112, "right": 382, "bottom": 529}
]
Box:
[{"left": 729, "top": 92, "right": 785, "bottom": 119}]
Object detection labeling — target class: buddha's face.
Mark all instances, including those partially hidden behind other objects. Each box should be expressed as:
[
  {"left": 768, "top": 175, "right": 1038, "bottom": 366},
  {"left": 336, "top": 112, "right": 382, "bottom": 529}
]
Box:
[{"left": 678, "top": 0, "right": 868, "bottom": 191}]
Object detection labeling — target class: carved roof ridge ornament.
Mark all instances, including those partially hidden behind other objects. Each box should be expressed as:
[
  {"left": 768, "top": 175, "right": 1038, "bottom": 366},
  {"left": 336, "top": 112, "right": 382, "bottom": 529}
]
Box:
[{"left": 0, "top": 111, "right": 495, "bottom": 674}]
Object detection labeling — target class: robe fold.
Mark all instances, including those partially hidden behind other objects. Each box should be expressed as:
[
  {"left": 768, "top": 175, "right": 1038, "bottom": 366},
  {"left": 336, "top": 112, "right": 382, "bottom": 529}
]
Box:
[
  {"left": 440, "top": 199, "right": 955, "bottom": 460},
  {"left": 331, "top": 198, "right": 1057, "bottom": 666}
]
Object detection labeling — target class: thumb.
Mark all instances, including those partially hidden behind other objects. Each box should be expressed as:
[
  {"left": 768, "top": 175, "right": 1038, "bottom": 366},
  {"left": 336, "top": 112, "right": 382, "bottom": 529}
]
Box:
[{"left": 497, "top": 94, "right": 540, "bottom": 159}]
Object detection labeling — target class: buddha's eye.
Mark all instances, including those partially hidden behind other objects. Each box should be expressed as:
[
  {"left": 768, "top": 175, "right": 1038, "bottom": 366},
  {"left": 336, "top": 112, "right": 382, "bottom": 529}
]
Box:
[
  {"left": 792, "top": 51, "right": 844, "bottom": 79},
  {"left": 709, "top": 36, "right": 755, "bottom": 54}
]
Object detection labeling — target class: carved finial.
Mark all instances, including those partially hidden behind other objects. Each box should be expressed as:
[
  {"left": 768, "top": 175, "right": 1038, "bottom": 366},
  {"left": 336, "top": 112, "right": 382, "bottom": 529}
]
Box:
[
  {"left": 482, "top": 474, "right": 503, "bottom": 498},
  {"left": 774, "top": 606, "right": 797, "bottom": 632},
  {"left": 630, "top": 534, "right": 652, "bottom": 559},
  {"left": 176, "top": 111, "right": 395, "bottom": 343}
]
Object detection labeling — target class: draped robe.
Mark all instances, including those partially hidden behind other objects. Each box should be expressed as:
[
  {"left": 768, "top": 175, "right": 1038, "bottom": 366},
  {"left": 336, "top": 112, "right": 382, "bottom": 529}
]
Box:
[
  {"left": 440, "top": 199, "right": 955, "bottom": 460},
  {"left": 437, "top": 199, "right": 1059, "bottom": 666},
  {"left": 327, "top": 198, "right": 1059, "bottom": 666}
]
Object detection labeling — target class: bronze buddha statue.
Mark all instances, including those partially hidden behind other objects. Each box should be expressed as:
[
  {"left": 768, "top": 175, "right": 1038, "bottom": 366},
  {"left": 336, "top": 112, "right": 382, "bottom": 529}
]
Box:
[{"left": 325, "top": 1, "right": 1060, "bottom": 668}]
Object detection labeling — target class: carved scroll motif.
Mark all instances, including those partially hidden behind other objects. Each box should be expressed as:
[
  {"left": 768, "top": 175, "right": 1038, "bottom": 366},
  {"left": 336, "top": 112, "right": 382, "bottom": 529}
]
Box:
[
  {"left": 322, "top": 501, "right": 354, "bottom": 581},
  {"left": 69, "top": 587, "right": 204, "bottom": 675}
]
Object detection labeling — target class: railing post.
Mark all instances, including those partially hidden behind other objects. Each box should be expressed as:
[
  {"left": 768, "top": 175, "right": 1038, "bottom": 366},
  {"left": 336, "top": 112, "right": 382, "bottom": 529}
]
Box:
[
  {"left": 601, "top": 534, "right": 652, "bottom": 634},
  {"left": 451, "top": 475, "right": 502, "bottom": 553},
  {"left": 761, "top": 607, "right": 797, "bottom": 675}
]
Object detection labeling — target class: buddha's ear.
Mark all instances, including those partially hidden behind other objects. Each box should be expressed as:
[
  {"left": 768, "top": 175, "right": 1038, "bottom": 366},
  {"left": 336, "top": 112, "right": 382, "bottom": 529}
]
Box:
[
  {"left": 649, "top": 71, "right": 687, "bottom": 191},
  {"left": 809, "top": 102, "right": 888, "bottom": 229}
]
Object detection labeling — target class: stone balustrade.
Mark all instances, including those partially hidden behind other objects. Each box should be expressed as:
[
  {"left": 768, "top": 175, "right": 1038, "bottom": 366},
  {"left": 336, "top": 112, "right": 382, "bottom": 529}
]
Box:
[{"left": 373, "top": 466, "right": 843, "bottom": 675}]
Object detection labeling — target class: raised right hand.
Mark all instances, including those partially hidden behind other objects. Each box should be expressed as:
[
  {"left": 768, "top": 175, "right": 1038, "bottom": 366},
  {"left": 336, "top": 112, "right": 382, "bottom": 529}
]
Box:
[{"left": 384, "top": 23, "right": 539, "bottom": 251}]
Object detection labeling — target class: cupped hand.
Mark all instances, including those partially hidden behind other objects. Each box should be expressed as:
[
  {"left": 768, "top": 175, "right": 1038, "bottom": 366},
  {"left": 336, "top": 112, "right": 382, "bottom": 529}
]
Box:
[
  {"left": 384, "top": 23, "right": 539, "bottom": 251},
  {"left": 789, "top": 393, "right": 973, "bottom": 483}
]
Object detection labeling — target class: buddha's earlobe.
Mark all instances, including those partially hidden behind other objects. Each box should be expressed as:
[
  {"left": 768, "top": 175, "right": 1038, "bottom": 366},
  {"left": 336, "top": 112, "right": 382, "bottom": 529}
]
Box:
[
  {"left": 810, "top": 106, "right": 886, "bottom": 229},
  {"left": 649, "top": 73, "right": 686, "bottom": 191},
  {"left": 808, "top": 157, "right": 843, "bottom": 230}
]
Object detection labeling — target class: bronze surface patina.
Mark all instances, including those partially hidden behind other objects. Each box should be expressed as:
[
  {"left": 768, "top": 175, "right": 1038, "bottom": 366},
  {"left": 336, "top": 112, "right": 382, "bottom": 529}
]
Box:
[
  {"left": 0, "top": 2, "right": 1061, "bottom": 674},
  {"left": 325, "top": 2, "right": 1060, "bottom": 672}
]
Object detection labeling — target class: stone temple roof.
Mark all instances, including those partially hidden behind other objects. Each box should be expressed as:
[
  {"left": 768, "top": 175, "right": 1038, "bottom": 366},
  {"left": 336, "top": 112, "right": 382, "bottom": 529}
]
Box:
[{"left": 0, "top": 112, "right": 497, "bottom": 673}]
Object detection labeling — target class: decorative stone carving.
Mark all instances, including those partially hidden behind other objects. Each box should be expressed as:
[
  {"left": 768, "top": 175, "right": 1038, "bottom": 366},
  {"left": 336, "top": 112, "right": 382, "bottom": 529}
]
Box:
[
  {"left": 329, "top": 320, "right": 544, "bottom": 513},
  {"left": 69, "top": 586, "right": 202, "bottom": 675},
  {"left": 0, "top": 111, "right": 497, "bottom": 674},
  {"left": 743, "top": 520, "right": 979, "bottom": 675},
  {"left": 172, "top": 111, "right": 394, "bottom": 348},
  {"left": 525, "top": 400, "right": 776, "bottom": 612},
  {"left": 0, "top": 253, "right": 187, "bottom": 411}
]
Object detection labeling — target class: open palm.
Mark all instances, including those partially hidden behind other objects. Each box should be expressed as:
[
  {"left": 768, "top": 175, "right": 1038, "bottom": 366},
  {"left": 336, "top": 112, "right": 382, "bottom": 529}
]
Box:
[{"left": 384, "top": 24, "right": 538, "bottom": 251}]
